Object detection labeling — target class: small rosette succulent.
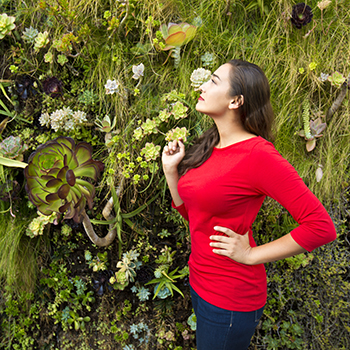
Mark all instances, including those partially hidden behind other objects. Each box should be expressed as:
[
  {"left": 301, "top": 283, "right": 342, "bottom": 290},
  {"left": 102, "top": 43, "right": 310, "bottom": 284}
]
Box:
[
  {"left": 298, "top": 118, "right": 327, "bottom": 152},
  {"left": 160, "top": 22, "right": 196, "bottom": 51},
  {"left": 190, "top": 68, "right": 211, "bottom": 91},
  {"left": 328, "top": 72, "right": 346, "bottom": 88},
  {"left": 24, "top": 137, "right": 104, "bottom": 222},
  {"left": 291, "top": 3, "right": 313, "bottom": 29},
  {"left": 42, "top": 77, "right": 63, "bottom": 98},
  {"left": 0, "top": 136, "right": 28, "bottom": 161},
  {"left": 0, "top": 13, "right": 16, "bottom": 40},
  {"left": 165, "top": 127, "right": 189, "bottom": 142}
]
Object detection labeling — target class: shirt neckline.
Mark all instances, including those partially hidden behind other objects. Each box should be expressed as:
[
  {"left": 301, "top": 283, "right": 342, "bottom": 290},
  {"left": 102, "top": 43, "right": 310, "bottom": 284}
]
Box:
[{"left": 213, "top": 136, "right": 260, "bottom": 151}]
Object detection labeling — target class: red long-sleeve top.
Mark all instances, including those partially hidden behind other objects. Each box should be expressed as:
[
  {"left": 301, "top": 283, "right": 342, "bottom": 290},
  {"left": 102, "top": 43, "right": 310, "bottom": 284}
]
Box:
[{"left": 173, "top": 137, "right": 336, "bottom": 311}]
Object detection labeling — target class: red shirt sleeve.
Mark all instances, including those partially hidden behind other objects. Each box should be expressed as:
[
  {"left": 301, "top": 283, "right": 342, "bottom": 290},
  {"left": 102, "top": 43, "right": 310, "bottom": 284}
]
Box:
[
  {"left": 249, "top": 142, "right": 336, "bottom": 252},
  {"left": 171, "top": 200, "right": 189, "bottom": 221}
]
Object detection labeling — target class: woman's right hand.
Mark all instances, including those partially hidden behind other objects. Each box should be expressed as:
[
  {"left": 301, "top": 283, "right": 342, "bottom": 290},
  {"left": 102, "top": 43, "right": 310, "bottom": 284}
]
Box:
[{"left": 162, "top": 139, "right": 185, "bottom": 173}]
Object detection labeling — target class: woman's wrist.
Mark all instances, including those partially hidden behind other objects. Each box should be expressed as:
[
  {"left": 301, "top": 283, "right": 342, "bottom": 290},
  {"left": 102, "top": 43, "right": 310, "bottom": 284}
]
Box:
[{"left": 163, "top": 165, "right": 179, "bottom": 177}]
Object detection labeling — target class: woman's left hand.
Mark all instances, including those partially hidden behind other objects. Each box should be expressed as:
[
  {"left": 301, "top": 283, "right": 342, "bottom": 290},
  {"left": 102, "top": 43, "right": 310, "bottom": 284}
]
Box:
[{"left": 210, "top": 226, "right": 253, "bottom": 265}]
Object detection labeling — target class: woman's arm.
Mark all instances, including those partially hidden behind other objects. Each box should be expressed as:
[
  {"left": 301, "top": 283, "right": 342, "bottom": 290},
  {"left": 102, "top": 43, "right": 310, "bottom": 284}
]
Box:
[
  {"left": 210, "top": 142, "right": 336, "bottom": 265},
  {"left": 162, "top": 139, "right": 185, "bottom": 207},
  {"left": 210, "top": 228, "right": 307, "bottom": 265}
]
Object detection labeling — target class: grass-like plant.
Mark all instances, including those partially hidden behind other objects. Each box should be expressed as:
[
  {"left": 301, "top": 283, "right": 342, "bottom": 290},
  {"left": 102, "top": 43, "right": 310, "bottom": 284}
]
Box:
[{"left": 0, "top": 202, "right": 40, "bottom": 292}]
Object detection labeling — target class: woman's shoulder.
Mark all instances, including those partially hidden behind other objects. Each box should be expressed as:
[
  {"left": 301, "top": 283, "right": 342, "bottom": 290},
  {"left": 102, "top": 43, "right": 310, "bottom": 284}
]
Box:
[{"left": 250, "top": 136, "right": 276, "bottom": 153}]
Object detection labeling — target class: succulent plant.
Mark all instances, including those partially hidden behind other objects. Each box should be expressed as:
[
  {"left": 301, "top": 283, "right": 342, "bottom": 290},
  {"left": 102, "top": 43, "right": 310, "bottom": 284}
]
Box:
[
  {"left": 187, "top": 313, "right": 197, "bottom": 331},
  {"left": 0, "top": 136, "right": 28, "bottom": 161},
  {"left": 104, "top": 79, "right": 119, "bottom": 94},
  {"left": 291, "top": 3, "right": 313, "bottom": 29},
  {"left": 141, "top": 142, "right": 161, "bottom": 162},
  {"left": 0, "top": 13, "right": 16, "bottom": 40},
  {"left": 42, "top": 77, "right": 63, "bottom": 98},
  {"left": 132, "top": 63, "right": 144, "bottom": 80},
  {"left": 171, "top": 101, "right": 188, "bottom": 119},
  {"left": 117, "top": 257, "right": 137, "bottom": 283},
  {"left": 95, "top": 115, "right": 117, "bottom": 133},
  {"left": 328, "top": 71, "right": 346, "bottom": 88},
  {"left": 136, "top": 286, "right": 151, "bottom": 302},
  {"left": 160, "top": 22, "right": 196, "bottom": 67},
  {"left": 201, "top": 52, "right": 215, "bottom": 67},
  {"left": 160, "top": 22, "right": 196, "bottom": 50},
  {"left": 190, "top": 68, "right": 212, "bottom": 91},
  {"left": 165, "top": 127, "right": 189, "bottom": 142},
  {"left": 153, "top": 283, "right": 172, "bottom": 299},
  {"left": 298, "top": 117, "right": 327, "bottom": 152},
  {"left": 22, "top": 26, "right": 39, "bottom": 43},
  {"left": 24, "top": 136, "right": 104, "bottom": 223},
  {"left": 317, "top": 0, "right": 332, "bottom": 11},
  {"left": 39, "top": 108, "right": 87, "bottom": 132},
  {"left": 34, "top": 31, "right": 49, "bottom": 51}
]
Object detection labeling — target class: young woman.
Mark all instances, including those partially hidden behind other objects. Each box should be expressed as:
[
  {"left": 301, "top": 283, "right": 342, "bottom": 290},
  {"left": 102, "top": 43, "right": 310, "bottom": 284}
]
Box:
[{"left": 162, "top": 59, "right": 336, "bottom": 350}]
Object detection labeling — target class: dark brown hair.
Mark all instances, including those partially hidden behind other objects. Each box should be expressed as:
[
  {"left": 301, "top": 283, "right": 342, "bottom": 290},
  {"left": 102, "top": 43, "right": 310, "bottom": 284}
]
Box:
[{"left": 178, "top": 59, "right": 274, "bottom": 176}]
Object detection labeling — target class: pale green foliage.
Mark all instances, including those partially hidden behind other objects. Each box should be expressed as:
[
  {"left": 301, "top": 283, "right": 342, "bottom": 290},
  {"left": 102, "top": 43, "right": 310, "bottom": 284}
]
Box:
[
  {"left": 0, "top": 13, "right": 16, "bottom": 39},
  {"left": 57, "top": 54, "right": 68, "bottom": 66},
  {"left": 327, "top": 71, "right": 346, "bottom": 88},
  {"left": 44, "top": 52, "right": 53, "bottom": 63},
  {"left": 85, "top": 251, "right": 108, "bottom": 272},
  {"left": 22, "top": 26, "right": 38, "bottom": 43},
  {"left": 141, "top": 118, "right": 158, "bottom": 135},
  {"left": 190, "top": 68, "right": 211, "bottom": 90},
  {"left": 110, "top": 249, "right": 141, "bottom": 290},
  {"left": 26, "top": 212, "right": 57, "bottom": 238},
  {"left": 0, "top": 136, "right": 28, "bottom": 160},
  {"left": 187, "top": 313, "right": 196, "bottom": 331},
  {"left": 171, "top": 101, "right": 188, "bottom": 120},
  {"left": 141, "top": 142, "right": 161, "bottom": 162},
  {"left": 34, "top": 31, "right": 49, "bottom": 51},
  {"left": 166, "top": 127, "right": 189, "bottom": 142},
  {"left": 302, "top": 100, "right": 311, "bottom": 140},
  {"left": 39, "top": 108, "right": 87, "bottom": 132},
  {"left": 61, "top": 224, "right": 72, "bottom": 237}
]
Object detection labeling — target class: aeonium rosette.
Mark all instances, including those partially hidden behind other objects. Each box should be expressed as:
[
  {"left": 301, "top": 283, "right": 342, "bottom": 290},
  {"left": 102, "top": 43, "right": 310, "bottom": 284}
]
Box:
[{"left": 24, "top": 137, "right": 104, "bottom": 223}]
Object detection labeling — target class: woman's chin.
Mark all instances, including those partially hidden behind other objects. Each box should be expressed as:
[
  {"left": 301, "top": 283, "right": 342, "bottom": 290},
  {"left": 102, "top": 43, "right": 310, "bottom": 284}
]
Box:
[{"left": 195, "top": 102, "right": 204, "bottom": 112}]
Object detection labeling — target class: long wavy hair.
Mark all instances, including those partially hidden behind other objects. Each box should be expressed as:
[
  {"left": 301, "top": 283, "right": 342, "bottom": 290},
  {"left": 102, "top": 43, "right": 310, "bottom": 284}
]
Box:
[{"left": 178, "top": 59, "right": 275, "bottom": 176}]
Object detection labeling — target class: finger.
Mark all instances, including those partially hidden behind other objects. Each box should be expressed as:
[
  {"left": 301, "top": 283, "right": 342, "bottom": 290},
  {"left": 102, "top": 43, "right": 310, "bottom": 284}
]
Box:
[
  {"left": 162, "top": 145, "right": 170, "bottom": 156},
  {"left": 209, "top": 241, "right": 227, "bottom": 249},
  {"left": 213, "top": 226, "right": 237, "bottom": 237},
  {"left": 209, "top": 235, "right": 228, "bottom": 242},
  {"left": 170, "top": 139, "right": 178, "bottom": 151},
  {"left": 178, "top": 139, "right": 185, "bottom": 154},
  {"left": 212, "top": 248, "right": 228, "bottom": 256}
]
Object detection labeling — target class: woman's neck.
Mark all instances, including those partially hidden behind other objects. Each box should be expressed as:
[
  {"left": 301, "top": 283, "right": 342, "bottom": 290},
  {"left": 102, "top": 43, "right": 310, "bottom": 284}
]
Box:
[{"left": 214, "top": 119, "right": 256, "bottom": 149}]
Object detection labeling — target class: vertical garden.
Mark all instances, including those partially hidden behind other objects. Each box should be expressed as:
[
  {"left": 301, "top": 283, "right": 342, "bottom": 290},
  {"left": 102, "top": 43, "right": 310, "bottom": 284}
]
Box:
[{"left": 0, "top": 0, "right": 349, "bottom": 349}]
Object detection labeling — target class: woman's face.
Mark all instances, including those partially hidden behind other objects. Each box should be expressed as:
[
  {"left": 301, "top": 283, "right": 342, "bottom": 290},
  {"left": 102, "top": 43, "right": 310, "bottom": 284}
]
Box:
[{"left": 196, "top": 63, "right": 234, "bottom": 117}]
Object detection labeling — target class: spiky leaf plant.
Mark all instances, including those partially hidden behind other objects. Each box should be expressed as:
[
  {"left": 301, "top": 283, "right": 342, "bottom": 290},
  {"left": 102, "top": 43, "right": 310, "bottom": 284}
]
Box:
[{"left": 24, "top": 136, "right": 104, "bottom": 223}]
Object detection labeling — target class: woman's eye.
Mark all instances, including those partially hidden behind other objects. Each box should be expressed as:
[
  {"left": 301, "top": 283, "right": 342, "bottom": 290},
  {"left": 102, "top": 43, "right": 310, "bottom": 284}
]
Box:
[{"left": 211, "top": 79, "right": 216, "bottom": 84}]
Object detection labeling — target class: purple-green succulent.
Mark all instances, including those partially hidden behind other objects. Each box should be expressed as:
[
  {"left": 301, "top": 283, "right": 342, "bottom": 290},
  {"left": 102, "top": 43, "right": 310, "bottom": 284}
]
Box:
[
  {"left": 24, "top": 136, "right": 104, "bottom": 222},
  {"left": 298, "top": 117, "right": 327, "bottom": 152}
]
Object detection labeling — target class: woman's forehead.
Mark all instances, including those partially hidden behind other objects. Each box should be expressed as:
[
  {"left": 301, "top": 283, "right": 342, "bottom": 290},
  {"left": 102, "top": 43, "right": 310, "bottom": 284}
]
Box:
[{"left": 213, "top": 64, "right": 232, "bottom": 80}]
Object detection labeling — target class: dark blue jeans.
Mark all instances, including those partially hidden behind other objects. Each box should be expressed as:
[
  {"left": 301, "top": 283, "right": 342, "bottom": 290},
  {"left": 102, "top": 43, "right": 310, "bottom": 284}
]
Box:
[{"left": 190, "top": 286, "right": 264, "bottom": 350}]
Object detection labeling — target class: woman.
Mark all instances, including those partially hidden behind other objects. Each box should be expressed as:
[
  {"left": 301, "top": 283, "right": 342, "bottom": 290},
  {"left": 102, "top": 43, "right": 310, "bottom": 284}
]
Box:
[{"left": 162, "top": 59, "right": 336, "bottom": 350}]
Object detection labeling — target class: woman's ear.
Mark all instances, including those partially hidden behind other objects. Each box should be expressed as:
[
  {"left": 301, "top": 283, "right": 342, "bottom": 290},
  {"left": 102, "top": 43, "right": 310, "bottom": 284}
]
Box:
[{"left": 229, "top": 95, "right": 244, "bottom": 109}]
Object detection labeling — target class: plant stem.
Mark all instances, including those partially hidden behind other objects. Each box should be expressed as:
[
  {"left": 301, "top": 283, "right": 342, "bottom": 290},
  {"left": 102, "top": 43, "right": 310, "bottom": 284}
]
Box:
[
  {"left": 82, "top": 197, "right": 116, "bottom": 247},
  {"left": 326, "top": 73, "right": 350, "bottom": 122}
]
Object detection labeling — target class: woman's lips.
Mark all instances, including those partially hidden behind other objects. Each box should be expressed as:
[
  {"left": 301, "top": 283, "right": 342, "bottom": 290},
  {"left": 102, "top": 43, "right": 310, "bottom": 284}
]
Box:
[{"left": 198, "top": 96, "right": 204, "bottom": 101}]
